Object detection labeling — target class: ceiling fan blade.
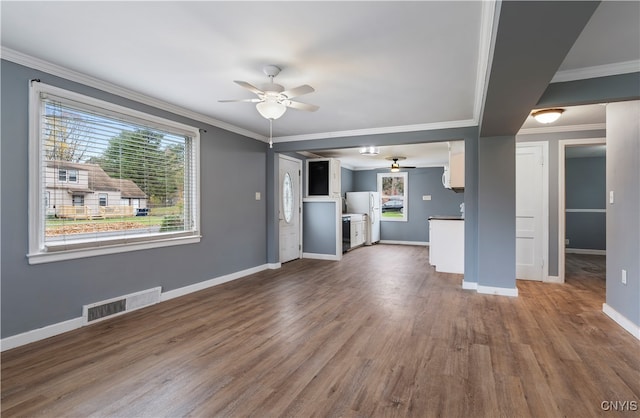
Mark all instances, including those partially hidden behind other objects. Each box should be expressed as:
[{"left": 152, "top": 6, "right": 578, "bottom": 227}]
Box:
[
  {"left": 285, "top": 100, "right": 319, "bottom": 112},
  {"left": 281, "top": 84, "right": 314, "bottom": 99},
  {"left": 218, "top": 98, "right": 261, "bottom": 103},
  {"left": 234, "top": 80, "right": 264, "bottom": 95}
]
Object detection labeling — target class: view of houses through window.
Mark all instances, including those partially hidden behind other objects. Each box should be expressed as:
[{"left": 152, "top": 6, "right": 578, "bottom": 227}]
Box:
[{"left": 34, "top": 86, "right": 198, "bottom": 254}]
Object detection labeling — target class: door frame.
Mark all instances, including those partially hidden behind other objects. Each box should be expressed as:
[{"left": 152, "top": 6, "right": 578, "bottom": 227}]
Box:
[
  {"left": 516, "top": 141, "right": 550, "bottom": 282},
  {"left": 278, "top": 154, "right": 303, "bottom": 263},
  {"left": 557, "top": 137, "right": 606, "bottom": 283}
]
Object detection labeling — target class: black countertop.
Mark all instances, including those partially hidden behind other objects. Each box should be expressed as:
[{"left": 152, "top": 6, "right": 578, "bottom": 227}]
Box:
[{"left": 428, "top": 216, "right": 464, "bottom": 221}]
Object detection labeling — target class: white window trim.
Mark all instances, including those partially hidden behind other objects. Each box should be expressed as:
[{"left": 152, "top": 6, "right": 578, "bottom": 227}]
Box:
[
  {"left": 377, "top": 171, "right": 409, "bottom": 222},
  {"left": 28, "top": 82, "right": 201, "bottom": 264}
]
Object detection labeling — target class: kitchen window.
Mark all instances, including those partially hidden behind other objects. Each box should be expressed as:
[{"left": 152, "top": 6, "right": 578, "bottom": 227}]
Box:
[
  {"left": 28, "top": 82, "right": 201, "bottom": 264},
  {"left": 377, "top": 172, "right": 408, "bottom": 222}
]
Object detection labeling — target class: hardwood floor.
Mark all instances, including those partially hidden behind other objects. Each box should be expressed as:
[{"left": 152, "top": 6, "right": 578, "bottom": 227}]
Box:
[{"left": 2, "top": 245, "right": 638, "bottom": 417}]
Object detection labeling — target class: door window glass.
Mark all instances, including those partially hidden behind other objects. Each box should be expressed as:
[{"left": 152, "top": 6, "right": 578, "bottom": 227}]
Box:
[{"left": 283, "top": 172, "right": 293, "bottom": 223}]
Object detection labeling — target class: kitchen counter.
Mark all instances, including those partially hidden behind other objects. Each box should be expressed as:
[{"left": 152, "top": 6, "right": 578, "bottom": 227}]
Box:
[{"left": 429, "top": 218, "right": 464, "bottom": 274}]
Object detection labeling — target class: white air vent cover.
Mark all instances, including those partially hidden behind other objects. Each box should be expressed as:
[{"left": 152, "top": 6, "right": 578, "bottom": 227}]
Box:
[{"left": 82, "top": 287, "right": 161, "bottom": 324}]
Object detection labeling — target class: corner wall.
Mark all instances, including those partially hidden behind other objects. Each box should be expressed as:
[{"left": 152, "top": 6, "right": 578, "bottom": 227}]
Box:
[
  {"left": 477, "top": 136, "right": 516, "bottom": 294},
  {"left": 605, "top": 101, "right": 640, "bottom": 335}
]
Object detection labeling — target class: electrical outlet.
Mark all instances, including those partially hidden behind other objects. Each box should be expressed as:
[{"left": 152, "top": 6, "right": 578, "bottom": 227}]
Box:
[
  {"left": 609, "top": 190, "right": 615, "bottom": 204},
  {"left": 422, "top": 195, "right": 432, "bottom": 201},
  {"left": 255, "top": 192, "right": 261, "bottom": 200},
  {"left": 622, "top": 269, "right": 627, "bottom": 285},
  {"left": 565, "top": 239, "right": 570, "bottom": 246}
]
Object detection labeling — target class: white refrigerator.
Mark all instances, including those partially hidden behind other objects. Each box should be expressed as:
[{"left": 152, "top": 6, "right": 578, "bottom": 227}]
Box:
[{"left": 345, "top": 191, "right": 380, "bottom": 245}]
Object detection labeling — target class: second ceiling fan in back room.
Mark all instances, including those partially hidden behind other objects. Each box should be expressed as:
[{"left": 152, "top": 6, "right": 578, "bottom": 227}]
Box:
[
  {"left": 219, "top": 65, "right": 319, "bottom": 147},
  {"left": 386, "top": 157, "right": 416, "bottom": 172}
]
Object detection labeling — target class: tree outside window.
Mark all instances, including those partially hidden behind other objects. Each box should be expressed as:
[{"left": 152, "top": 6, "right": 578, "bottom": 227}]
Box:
[{"left": 377, "top": 172, "right": 408, "bottom": 222}]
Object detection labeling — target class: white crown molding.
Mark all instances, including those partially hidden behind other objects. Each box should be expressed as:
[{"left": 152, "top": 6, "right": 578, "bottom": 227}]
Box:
[
  {"left": 274, "top": 119, "right": 477, "bottom": 143},
  {"left": 551, "top": 60, "right": 640, "bottom": 83},
  {"left": 518, "top": 123, "right": 606, "bottom": 136},
  {"left": 1, "top": 47, "right": 266, "bottom": 142},
  {"left": 473, "top": 0, "right": 497, "bottom": 123}
]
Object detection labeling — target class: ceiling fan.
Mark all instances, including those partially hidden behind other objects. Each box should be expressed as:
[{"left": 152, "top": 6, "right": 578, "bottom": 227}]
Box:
[
  {"left": 386, "top": 157, "right": 416, "bottom": 172},
  {"left": 219, "top": 65, "right": 319, "bottom": 120}
]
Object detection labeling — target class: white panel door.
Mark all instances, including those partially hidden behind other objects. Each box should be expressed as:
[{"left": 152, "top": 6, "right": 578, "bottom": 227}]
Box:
[
  {"left": 516, "top": 144, "right": 544, "bottom": 281},
  {"left": 279, "top": 155, "right": 302, "bottom": 263}
]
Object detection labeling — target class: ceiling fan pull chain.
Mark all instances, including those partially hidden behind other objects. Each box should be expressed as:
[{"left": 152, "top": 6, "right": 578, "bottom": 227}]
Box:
[{"left": 269, "top": 119, "right": 273, "bottom": 148}]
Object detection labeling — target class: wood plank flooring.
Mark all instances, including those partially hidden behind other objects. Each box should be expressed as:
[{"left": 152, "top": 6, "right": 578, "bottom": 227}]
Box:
[{"left": 2, "top": 246, "right": 639, "bottom": 417}]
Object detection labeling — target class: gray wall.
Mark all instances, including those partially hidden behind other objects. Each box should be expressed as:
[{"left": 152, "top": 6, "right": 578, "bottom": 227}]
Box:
[
  {"left": 351, "top": 167, "right": 464, "bottom": 243},
  {"left": 606, "top": 101, "right": 639, "bottom": 328},
  {"left": 302, "top": 201, "right": 338, "bottom": 255},
  {"left": 566, "top": 156, "right": 606, "bottom": 250},
  {"left": 477, "top": 136, "right": 516, "bottom": 290},
  {"left": 1, "top": 59, "right": 268, "bottom": 338}
]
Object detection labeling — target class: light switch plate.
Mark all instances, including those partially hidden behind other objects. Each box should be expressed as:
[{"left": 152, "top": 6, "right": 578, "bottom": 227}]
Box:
[
  {"left": 422, "top": 195, "right": 432, "bottom": 201},
  {"left": 609, "top": 190, "right": 614, "bottom": 204},
  {"left": 255, "top": 192, "right": 261, "bottom": 200}
]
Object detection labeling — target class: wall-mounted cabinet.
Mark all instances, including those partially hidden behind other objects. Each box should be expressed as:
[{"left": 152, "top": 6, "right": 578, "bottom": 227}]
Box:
[
  {"left": 306, "top": 158, "right": 341, "bottom": 198},
  {"left": 442, "top": 141, "right": 464, "bottom": 192}
]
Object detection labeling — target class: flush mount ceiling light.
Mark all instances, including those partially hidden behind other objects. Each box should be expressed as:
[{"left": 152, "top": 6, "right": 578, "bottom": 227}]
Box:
[
  {"left": 360, "top": 146, "right": 380, "bottom": 155},
  {"left": 532, "top": 108, "right": 564, "bottom": 124}
]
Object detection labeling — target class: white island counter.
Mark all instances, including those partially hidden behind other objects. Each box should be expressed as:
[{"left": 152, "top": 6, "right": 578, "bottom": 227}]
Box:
[{"left": 429, "top": 217, "right": 464, "bottom": 274}]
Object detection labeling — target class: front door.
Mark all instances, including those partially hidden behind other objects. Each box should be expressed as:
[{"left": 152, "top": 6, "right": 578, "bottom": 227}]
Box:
[
  {"left": 516, "top": 143, "right": 545, "bottom": 281},
  {"left": 279, "top": 155, "right": 302, "bottom": 263}
]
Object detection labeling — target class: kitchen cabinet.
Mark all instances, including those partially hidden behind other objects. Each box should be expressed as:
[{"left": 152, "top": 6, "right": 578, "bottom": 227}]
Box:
[
  {"left": 429, "top": 217, "right": 464, "bottom": 274},
  {"left": 344, "top": 213, "right": 367, "bottom": 250},
  {"left": 306, "top": 158, "right": 341, "bottom": 198},
  {"left": 442, "top": 141, "right": 464, "bottom": 191},
  {"left": 350, "top": 216, "right": 366, "bottom": 248}
]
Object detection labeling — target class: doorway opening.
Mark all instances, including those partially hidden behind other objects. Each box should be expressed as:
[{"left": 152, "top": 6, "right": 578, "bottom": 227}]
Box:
[{"left": 558, "top": 139, "right": 606, "bottom": 285}]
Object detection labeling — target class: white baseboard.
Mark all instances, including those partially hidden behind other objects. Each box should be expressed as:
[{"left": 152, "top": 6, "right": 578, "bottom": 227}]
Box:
[
  {"left": 267, "top": 263, "right": 281, "bottom": 270},
  {"left": 544, "top": 275, "right": 562, "bottom": 283},
  {"left": 477, "top": 285, "right": 519, "bottom": 297},
  {"left": 603, "top": 303, "right": 640, "bottom": 340},
  {"left": 379, "top": 240, "right": 428, "bottom": 246},
  {"left": 0, "top": 317, "right": 85, "bottom": 352},
  {"left": 1, "top": 263, "right": 272, "bottom": 352},
  {"left": 302, "top": 252, "right": 341, "bottom": 261},
  {"left": 566, "top": 248, "right": 606, "bottom": 255},
  {"left": 160, "top": 264, "right": 270, "bottom": 302},
  {"left": 462, "top": 280, "right": 478, "bottom": 290}
]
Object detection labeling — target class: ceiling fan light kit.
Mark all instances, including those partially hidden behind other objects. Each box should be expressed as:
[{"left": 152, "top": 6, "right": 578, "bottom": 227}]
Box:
[
  {"left": 220, "top": 64, "right": 319, "bottom": 148},
  {"left": 532, "top": 108, "right": 564, "bottom": 124},
  {"left": 256, "top": 101, "right": 286, "bottom": 120},
  {"left": 386, "top": 156, "right": 414, "bottom": 172}
]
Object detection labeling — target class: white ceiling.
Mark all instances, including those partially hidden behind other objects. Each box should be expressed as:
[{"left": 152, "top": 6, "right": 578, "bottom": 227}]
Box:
[{"left": 1, "top": 1, "right": 638, "bottom": 168}]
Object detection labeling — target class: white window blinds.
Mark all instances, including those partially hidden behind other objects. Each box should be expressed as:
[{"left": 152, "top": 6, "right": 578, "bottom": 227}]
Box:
[{"left": 29, "top": 82, "right": 200, "bottom": 263}]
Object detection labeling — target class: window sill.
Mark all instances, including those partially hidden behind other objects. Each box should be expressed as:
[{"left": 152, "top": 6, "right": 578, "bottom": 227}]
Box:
[{"left": 27, "top": 234, "right": 201, "bottom": 265}]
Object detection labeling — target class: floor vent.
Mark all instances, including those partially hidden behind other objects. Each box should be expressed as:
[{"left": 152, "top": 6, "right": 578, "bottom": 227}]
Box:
[{"left": 82, "top": 287, "right": 162, "bottom": 324}]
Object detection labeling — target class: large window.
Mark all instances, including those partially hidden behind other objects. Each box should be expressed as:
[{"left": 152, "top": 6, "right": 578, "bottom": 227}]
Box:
[
  {"left": 378, "top": 172, "right": 408, "bottom": 222},
  {"left": 29, "top": 82, "right": 200, "bottom": 264}
]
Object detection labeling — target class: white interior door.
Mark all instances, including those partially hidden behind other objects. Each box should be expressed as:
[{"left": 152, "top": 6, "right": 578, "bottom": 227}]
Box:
[
  {"left": 516, "top": 144, "right": 545, "bottom": 281},
  {"left": 279, "top": 155, "right": 302, "bottom": 263}
]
